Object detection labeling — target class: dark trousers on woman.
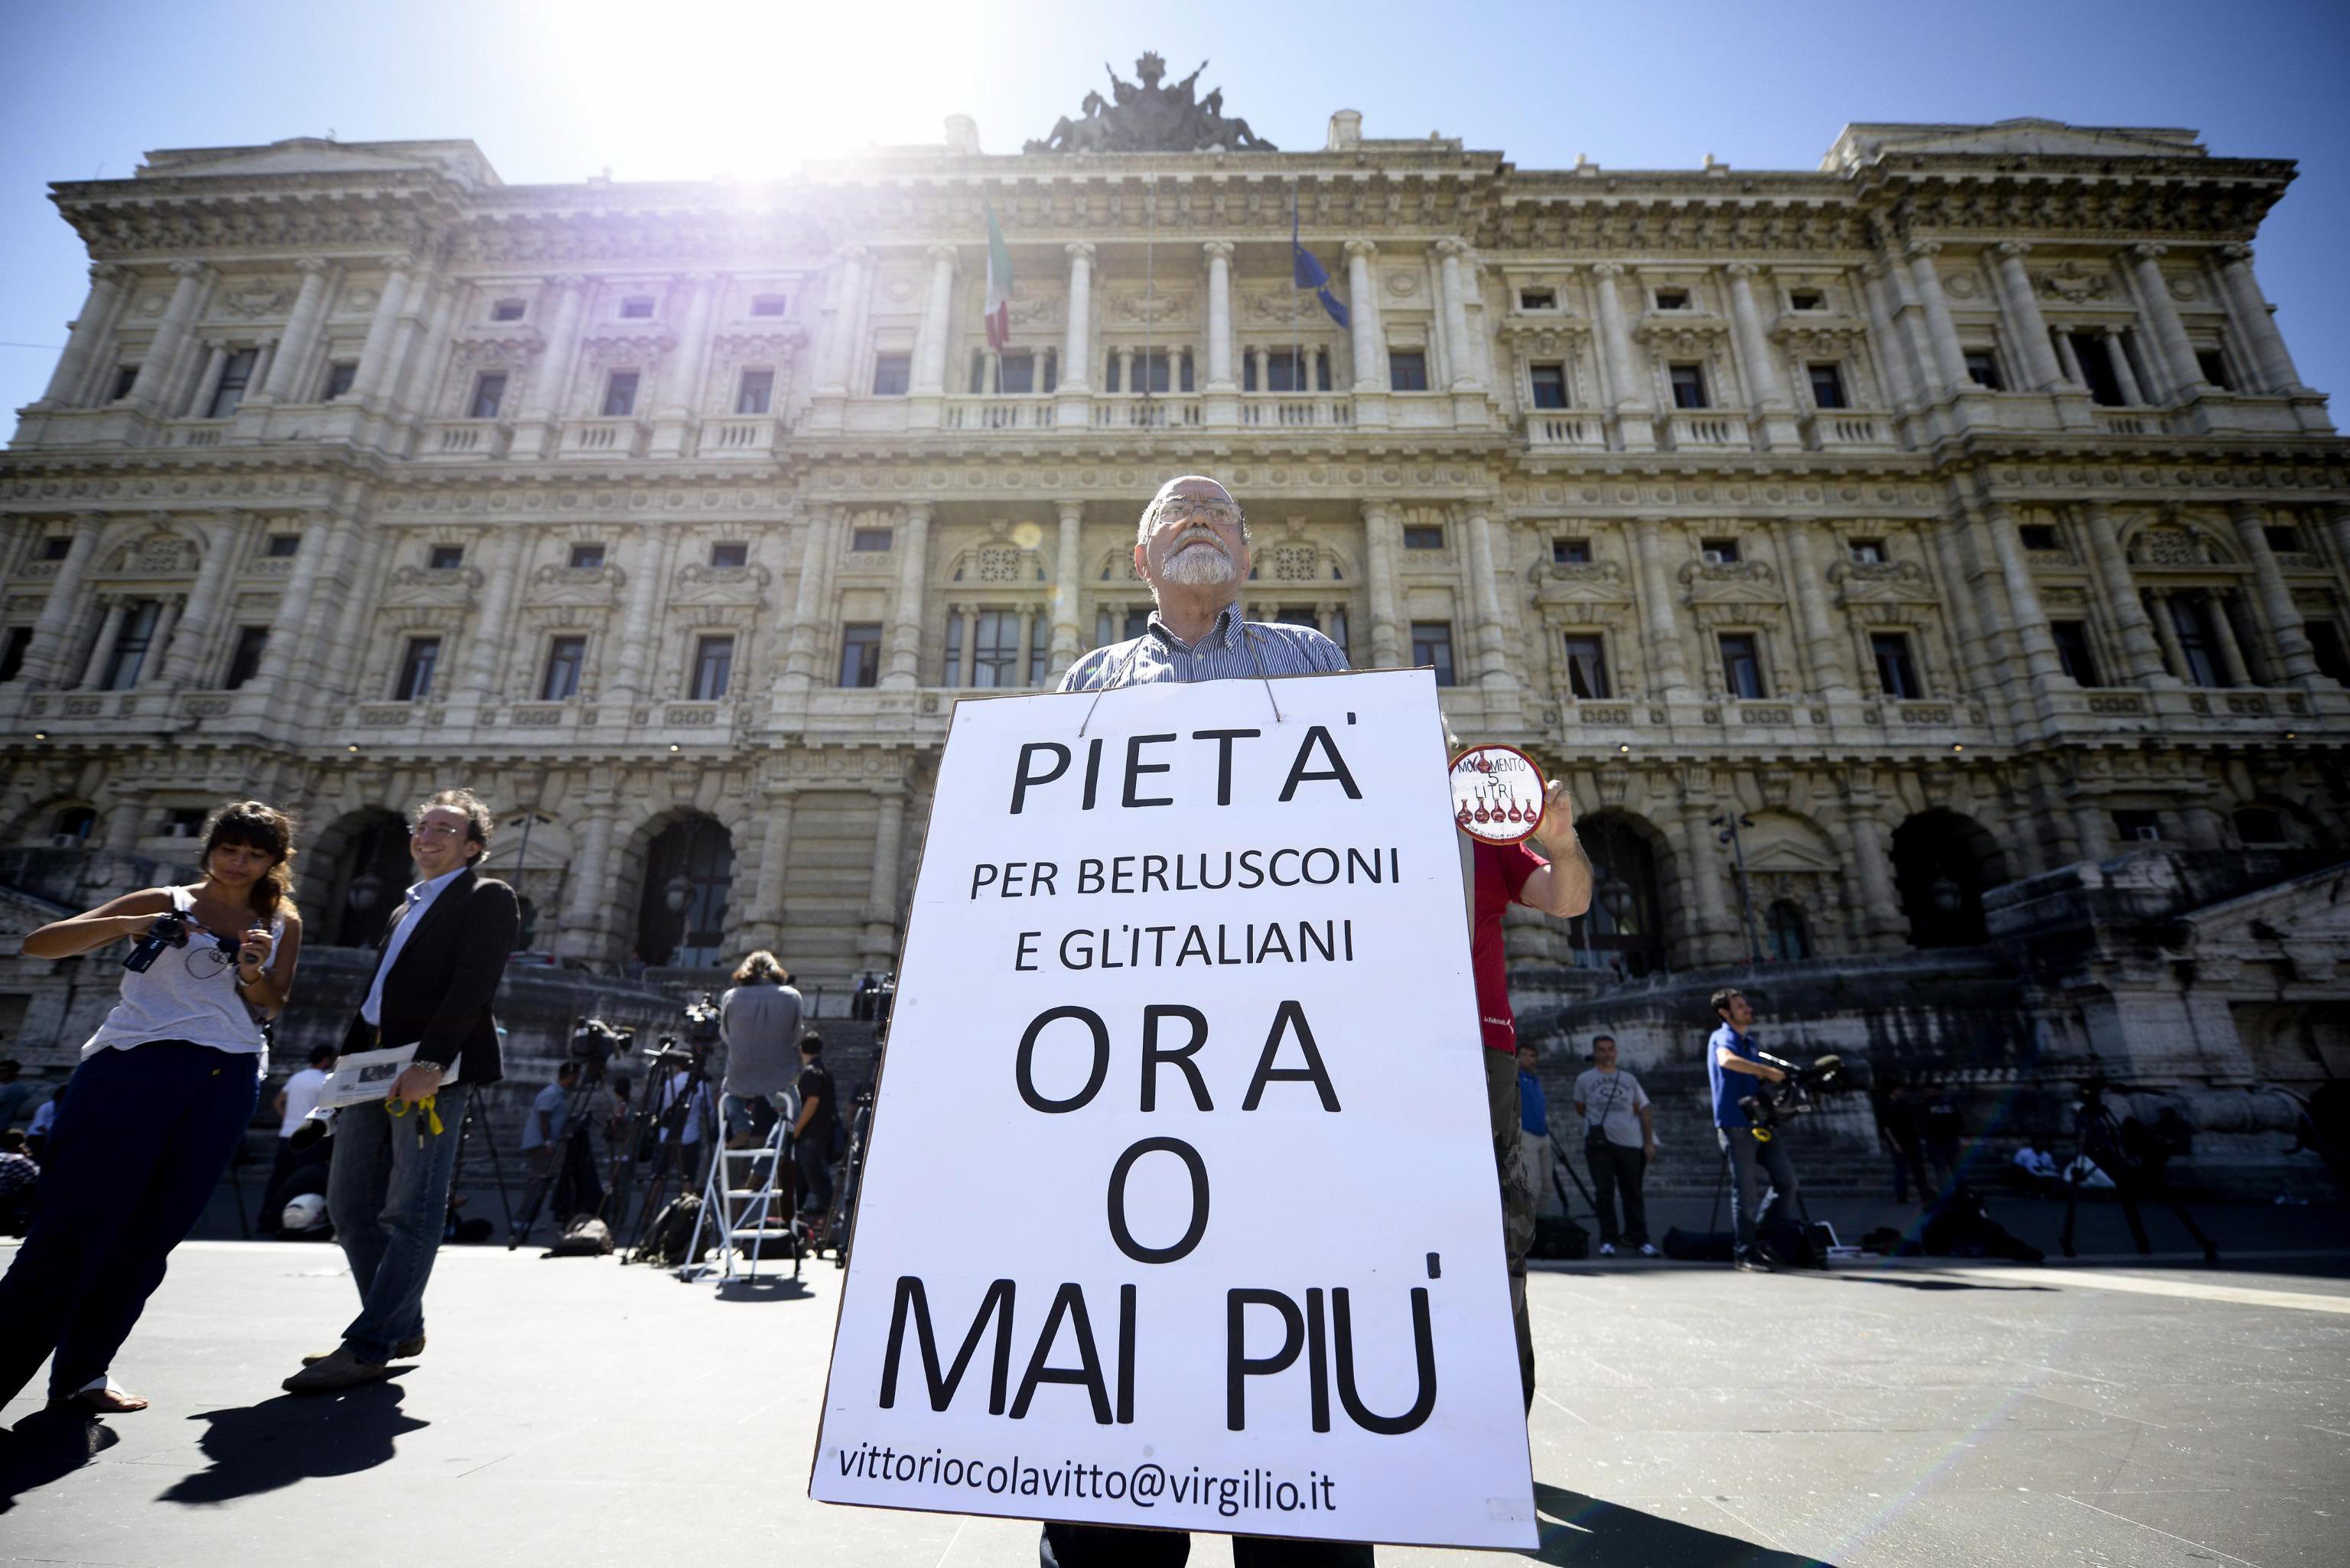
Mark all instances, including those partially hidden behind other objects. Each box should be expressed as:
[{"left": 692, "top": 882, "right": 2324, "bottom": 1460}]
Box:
[
  {"left": 1042, "top": 1521, "right": 1373, "bottom": 1566},
  {"left": 1586, "top": 1137, "right": 1651, "bottom": 1248},
  {"left": 0, "top": 1042, "right": 259, "bottom": 1405}
]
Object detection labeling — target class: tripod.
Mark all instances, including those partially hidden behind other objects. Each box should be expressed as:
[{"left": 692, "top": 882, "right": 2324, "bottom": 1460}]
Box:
[
  {"left": 621, "top": 1056, "right": 713, "bottom": 1264},
  {"left": 2059, "top": 1081, "right": 2218, "bottom": 1264},
  {"left": 822, "top": 1084, "right": 876, "bottom": 1270},
  {"left": 453, "top": 1088, "right": 516, "bottom": 1240}
]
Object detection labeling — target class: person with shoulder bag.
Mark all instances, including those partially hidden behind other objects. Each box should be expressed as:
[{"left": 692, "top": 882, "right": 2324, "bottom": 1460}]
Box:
[{"left": 0, "top": 801, "right": 304, "bottom": 1414}]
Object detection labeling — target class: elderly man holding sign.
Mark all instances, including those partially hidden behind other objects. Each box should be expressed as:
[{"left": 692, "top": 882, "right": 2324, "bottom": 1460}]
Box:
[{"left": 812, "top": 475, "right": 1558, "bottom": 1562}]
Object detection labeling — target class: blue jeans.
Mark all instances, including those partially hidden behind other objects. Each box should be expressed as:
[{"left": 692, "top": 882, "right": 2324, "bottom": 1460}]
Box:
[
  {"left": 328, "top": 1083, "right": 473, "bottom": 1363},
  {"left": 0, "top": 1042, "right": 259, "bottom": 1404},
  {"left": 1718, "top": 1125, "right": 1799, "bottom": 1262}
]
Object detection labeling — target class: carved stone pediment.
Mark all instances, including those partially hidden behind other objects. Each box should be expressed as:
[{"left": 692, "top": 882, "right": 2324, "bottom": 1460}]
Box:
[
  {"left": 1632, "top": 314, "right": 1730, "bottom": 353},
  {"left": 578, "top": 328, "right": 675, "bottom": 366},
  {"left": 1004, "top": 293, "right": 1064, "bottom": 329},
  {"left": 711, "top": 326, "right": 807, "bottom": 359},
  {"left": 528, "top": 562, "right": 624, "bottom": 605},
  {"left": 1108, "top": 291, "right": 1196, "bottom": 327},
  {"left": 675, "top": 561, "right": 773, "bottom": 603},
  {"left": 451, "top": 325, "right": 545, "bottom": 366},
  {"left": 221, "top": 281, "right": 291, "bottom": 318},
  {"left": 1497, "top": 317, "right": 1591, "bottom": 358},
  {"left": 105, "top": 532, "right": 199, "bottom": 577},
  {"left": 2038, "top": 262, "right": 2111, "bottom": 303},
  {"left": 383, "top": 564, "right": 480, "bottom": 606},
  {"left": 1529, "top": 561, "right": 1632, "bottom": 607},
  {"left": 1828, "top": 558, "right": 1935, "bottom": 606},
  {"left": 1678, "top": 558, "right": 1780, "bottom": 605}
]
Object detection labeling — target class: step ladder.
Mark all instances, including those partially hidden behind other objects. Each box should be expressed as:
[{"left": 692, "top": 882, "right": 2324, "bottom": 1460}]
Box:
[{"left": 682, "top": 1106, "right": 801, "bottom": 1285}]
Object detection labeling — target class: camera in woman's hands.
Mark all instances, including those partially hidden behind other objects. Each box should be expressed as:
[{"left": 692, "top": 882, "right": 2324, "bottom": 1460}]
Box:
[{"left": 123, "top": 911, "right": 190, "bottom": 972}]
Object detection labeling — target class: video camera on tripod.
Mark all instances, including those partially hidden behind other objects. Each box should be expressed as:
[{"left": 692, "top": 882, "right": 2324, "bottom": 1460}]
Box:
[{"left": 1738, "top": 1049, "right": 1862, "bottom": 1131}]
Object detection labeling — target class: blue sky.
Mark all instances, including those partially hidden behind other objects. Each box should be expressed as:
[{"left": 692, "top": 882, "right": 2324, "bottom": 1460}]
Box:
[{"left": 3, "top": 0, "right": 2346, "bottom": 436}]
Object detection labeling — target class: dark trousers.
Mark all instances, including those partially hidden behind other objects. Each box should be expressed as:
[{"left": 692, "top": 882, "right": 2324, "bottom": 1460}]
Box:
[
  {"left": 1586, "top": 1137, "right": 1650, "bottom": 1247},
  {"left": 0, "top": 1042, "right": 260, "bottom": 1404},
  {"left": 1042, "top": 1521, "right": 1373, "bottom": 1566},
  {"left": 794, "top": 1132, "right": 835, "bottom": 1216},
  {"left": 1889, "top": 1140, "right": 1931, "bottom": 1203},
  {"left": 1718, "top": 1126, "right": 1800, "bottom": 1262},
  {"left": 259, "top": 1136, "right": 300, "bottom": 1234}
]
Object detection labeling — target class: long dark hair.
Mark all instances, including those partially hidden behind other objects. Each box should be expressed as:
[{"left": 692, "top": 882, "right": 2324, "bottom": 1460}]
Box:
[{"left": 200, "top": 800, "right": 298, "bottom": 922}]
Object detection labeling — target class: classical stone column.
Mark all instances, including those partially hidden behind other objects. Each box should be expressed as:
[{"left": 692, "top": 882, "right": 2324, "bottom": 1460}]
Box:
[
  {"left": 186, "top": 343, "right": 229, "bottom": 419},
  {"left": 511, "top": 275, "right": 586, "bottom": 457},
  {"left": 557, "top": 808, "right": 617, "bottom": 961},
  {"left": 1904, "top": 242, "right": 1968, "bottom": 395},
  {"left": 815, "top": 246, "right": 868, "bottom": 396},
  {"left": 1203, "top": 242, "right": 1236, "bottom": 391},
  {"left": 1723, "top": 262, "right": 1796, "bottom": 447},
  {"left": 1778, "top": 521, "right": 1854, "bottom": 698},
  {"left": 1344, "top": 241, "right": 1385, "bottom": 391},
  {"left": 780, "top": 509, "right": 838, "bottom": 691},
  {"left": 128, "top": 262, "right": 212, "bottom": 414},
  {"left": 1629, "top": 519, "right": 1692, "bottom": 697},
  {"left": 1992, "top": 242, "right": 2066, "bottom": 390},
  {"left": 880, "top": 504, "right": 933, "bottom": 688},
  {"left": 1588, "top": 264, "right": 1650, "bottom": 442},
  {"left": 2226, "top": 500, "right": 2319, "bottom": 684},
  {"left": 2102, "top": 327, "right": 2145, "bottom": 405},
  {"left": 2209, "top": 593, "right": 2254, "bottom": 687},
  {"left": 750, "top": 788, "right": 796, "bottom": 948},
  {"left": 1435, "top": 240, "right": 1483, "bottom": 392},
  {"left": 1361, "top": 501, "right": 1403, "bottom": 668},
  {"left": 2145, "top": 590, "right": 2189, "bottom": 681},
  {"left": 388, "top": 277, "right": 457, "bottom": 416},
  {"left": 909, "top": 245, "right": 956, "bottom": 398},
  {"left": 1050, "top": 502, "right": 1084, "bottom": 676},
  {"left": 12, "top": 516, "right": 104, "bottom": 688},
  {"left": 1858, "top": 262, "right": 1923, "bottom": 409},
  {"left": 652, "top": 273, "right": 718, "bottom": 438},
  {"left": 608, "top": 528, "right": 673, "bottom": 706},
  {"left": 256, "top": 259, "right": 335, "bottom": 403},
  {"left": 37, "top": 264, "right": 125, "bottom": 407},
  {"left": 157, "top": 513, "right": 244, "bottom": 687},
  {"left": 1059, "top": 243, "right": 1095, "bottom": 392},
  {"left": 1677, "top": 798, "right": 1733, "bottom": 961},
  {"left": 861, "top": 788, "right": 908, "bottom": 965},
  {"left": 2069, "top": 795, "right": 2115, "bottom": 864},
  {"left": 2215, "top": 245, "right": 2306, "bottom": 394},
  {"left": 251, "top": 516, "right": 340, "bottom": 691},
  {"left": 2078, "top": 501, "right": 2172, "bottom": 685},
  {"left": 1838, "top": 792, "right": 1902, "bottom": 943},
  {"left": 1981, "top": 501, "right": 2068, "bottom": 684},
  {"left": 458, "top": 529, "right": 529, "bottom": 701},
  {"left": 349, "top": 257, "right": 415, "bottom": 405},
  {"left": 76, "top": 600, "right": 128, "bottom": 691},
  {"left": 1462, "top": 506, "right": 1515, "bottom": 689},
  {"left": 134, "top": 597, "right": 182, "bottom": 689},
  {"left": 2127, "top": 244, "right": 2205, "bottom": 402}
]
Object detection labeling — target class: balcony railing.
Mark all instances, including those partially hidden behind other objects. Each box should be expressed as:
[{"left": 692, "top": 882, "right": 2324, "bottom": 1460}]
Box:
[
  {"left": 1092, "top": 395, "right": 1202, "bottom": 428},
  {"left": 1659, "top": 412, "right": 1746, "bottom": 450},
  {"left": 943, "top": 397, "right": 1055, "bottom": 431},
  {"left": 1524, "top": 412, "right": 1602, "bottom": 447},
  {"left": 561, "top": 416, "right": 647, "bottom": 458},
  {"left": 1238, "top": 394, "right": 1351, "bottom": 428},
  {"left": 418, "top": 418, "right": 510, "bottom": 459},
  {"left": 1805, "top": 409, "right": 1895, "bottom": 450},
  {"left": 698, "top": 417, "right": 779, "bottom": 456}
]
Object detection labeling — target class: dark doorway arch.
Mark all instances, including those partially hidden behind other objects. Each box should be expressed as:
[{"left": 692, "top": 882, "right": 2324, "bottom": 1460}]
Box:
[
  {"left": 1891, "top": 809, "right": 2007, "bottom": 948},
  {"left": 636, "top": 815, "right": 734, "bottom": 968},
  {"left": 325, "top": 811, "right": 413, "bottom": 947},
  {"left": 1567, "top": 812, "right": 1670, "bottom": 978}
]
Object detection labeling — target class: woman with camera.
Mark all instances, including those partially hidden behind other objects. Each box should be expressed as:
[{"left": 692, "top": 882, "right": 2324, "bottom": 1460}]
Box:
[{"left": 0, "top": 799, "right": 303, "bottom": 1415}]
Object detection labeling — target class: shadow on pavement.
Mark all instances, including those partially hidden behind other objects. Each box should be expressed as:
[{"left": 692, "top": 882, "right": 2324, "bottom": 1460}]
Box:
[
  {"left": 0, "top": 1409, "right": 120, "bottom": 1514},
  {"left": 1833, "top": 1274, "right": 2056, "bottom": 1293},
  {"left": 714, "top": 1274, "right": 815, "bottom": 1303},
  {"left": 1528, "top": 1482, "right": 1834, "bottom": 1566},
  {"left": 160, "top": 1381, "right": 428, "bottom": 1504}
]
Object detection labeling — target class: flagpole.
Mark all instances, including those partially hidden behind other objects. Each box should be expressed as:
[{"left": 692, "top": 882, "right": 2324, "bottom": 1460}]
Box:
[
  {"left": 1291, "top": 180, "right": 1301, "bottom": 404},
  {"left": 1143, "top": 174, "right": 1155, "bottom": 412}
]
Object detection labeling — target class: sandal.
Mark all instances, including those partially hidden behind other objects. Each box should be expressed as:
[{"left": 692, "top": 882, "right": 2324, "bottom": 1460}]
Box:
[{"left": 60, "top": 1382, "right": 148, "bottom": 1414}]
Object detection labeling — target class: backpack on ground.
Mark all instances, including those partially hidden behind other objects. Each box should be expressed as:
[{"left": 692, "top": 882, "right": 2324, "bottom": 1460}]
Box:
[
  {"left": 546, "top": 1215, "right": 614, "bottom": 1257},
  {"left": 643, "top": 1196, "right": 708, "bottom": 1267}
]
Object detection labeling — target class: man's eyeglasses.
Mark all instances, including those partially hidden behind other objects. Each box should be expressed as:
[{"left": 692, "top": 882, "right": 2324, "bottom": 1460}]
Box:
[
  {"left": 1154, "top": 498, "right": 1243, "bottom": 530},
  {"left": 413, "top": 822, "right": 468, "bottom": 840}
]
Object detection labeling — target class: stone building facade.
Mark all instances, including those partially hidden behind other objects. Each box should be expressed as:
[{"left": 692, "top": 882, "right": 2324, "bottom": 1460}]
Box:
[{"left": 2, "top": 84, "right": 2346, "bottom": 1175}]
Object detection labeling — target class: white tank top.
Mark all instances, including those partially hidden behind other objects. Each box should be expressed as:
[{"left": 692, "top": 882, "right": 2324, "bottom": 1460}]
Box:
[{"left": 82, "top": 885, "right": 282, "bottom": 1065}]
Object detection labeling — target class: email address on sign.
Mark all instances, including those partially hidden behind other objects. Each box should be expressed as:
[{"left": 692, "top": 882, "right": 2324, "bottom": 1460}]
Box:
[{"left": 835, "top": 1443, "right": 1340, "bottom": 1519}]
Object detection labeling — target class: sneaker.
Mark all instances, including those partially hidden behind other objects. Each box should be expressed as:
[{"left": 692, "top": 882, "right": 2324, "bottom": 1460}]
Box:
[
  {"left": 1597, "top": 1242, "right": 1616, "bottom": 1257},
  {"left": 1639, "top": 1244, "right": 1659, "bottom": 1257},
  {"left": 1733, "top": 1257, "right": 1776, "bottom": 1274}
]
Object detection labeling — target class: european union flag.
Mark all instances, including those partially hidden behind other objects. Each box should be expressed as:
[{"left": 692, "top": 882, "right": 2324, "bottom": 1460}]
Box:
[{"left": 1292, "top": 203, "right": 1349, "bottom": 330}]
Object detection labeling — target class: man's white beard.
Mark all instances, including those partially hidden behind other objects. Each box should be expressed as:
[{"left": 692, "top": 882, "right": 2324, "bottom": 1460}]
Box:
[{"left": 1161, "top": 538, "right": 1236, "bottom": 585}]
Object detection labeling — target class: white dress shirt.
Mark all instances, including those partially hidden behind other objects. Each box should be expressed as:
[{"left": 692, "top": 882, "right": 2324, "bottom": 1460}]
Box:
[{"left": 360, "top": 866, "right": 470, "bottom": 1072}]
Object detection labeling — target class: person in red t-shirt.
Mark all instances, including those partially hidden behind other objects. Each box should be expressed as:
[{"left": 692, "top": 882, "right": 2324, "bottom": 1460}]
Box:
[{"left": 1463, "top": 766, "right": 1592, "bottom": 1408}]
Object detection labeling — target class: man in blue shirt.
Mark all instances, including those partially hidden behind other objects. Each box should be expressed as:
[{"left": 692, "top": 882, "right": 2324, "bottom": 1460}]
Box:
[
  {"left": 1707, "top": 987, "right": 1798, "bottom": 1272},
  {"left": 1517, "top": 1044, "right": 1552, "bottom": 1219}
]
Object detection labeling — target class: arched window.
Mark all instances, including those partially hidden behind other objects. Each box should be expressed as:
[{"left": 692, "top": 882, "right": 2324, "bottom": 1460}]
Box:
[
  {"left": 331, "top": 815, "right": 415, "bottom": 947},
  {"left": 1765, "top": 900, "right": 1811, "bottom": 962},
  {"left": 1891, "top": 810, "right": 2005, "bottom": 948},
  {"left": 1567, "top": 814, "right": 1668, "bottom": 978},
  {"left": 48, "top": 806, "right": 96, "bottom": 846},
  {"left": 636, "top": 816, "right": 734, "bottom": 968}
]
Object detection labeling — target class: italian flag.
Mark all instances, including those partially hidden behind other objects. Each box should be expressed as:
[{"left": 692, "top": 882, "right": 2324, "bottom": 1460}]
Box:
[{"left": 984, "top": 203, "right": 1013, "bottom": 351}]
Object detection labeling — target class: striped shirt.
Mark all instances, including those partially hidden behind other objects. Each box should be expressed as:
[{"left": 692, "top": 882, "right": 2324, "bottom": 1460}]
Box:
[{"left": 1057, "top": 604, "right": 1350, "bottom": 691}]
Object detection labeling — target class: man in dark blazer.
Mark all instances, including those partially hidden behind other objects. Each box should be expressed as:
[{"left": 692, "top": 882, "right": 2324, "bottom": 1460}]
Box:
[{"left": 285, "top": 788, "right": 517, "bottom": 1394}]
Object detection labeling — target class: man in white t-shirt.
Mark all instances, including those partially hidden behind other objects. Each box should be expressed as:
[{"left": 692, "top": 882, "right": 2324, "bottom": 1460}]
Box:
[
  {"left": 262, "top": 1045, "right": 336, "bottom": 1235},
  {"left": 1571, "top": 1034, "right": 1658, "bottom": 1257},
  {"left": 517, "top": 1061, "right": 582, "bottom": 1233}
]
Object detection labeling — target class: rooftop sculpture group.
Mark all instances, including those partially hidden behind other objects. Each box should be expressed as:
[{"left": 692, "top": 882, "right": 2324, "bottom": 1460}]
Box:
[{"left": 1024, "top": 52, "right": 1276, "bottom": 155}]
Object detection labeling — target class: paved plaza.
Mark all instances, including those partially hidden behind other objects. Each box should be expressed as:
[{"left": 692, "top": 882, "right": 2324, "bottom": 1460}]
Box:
[{"left": 2, "top": 1235, "right": 2345, "bottom": 1566}]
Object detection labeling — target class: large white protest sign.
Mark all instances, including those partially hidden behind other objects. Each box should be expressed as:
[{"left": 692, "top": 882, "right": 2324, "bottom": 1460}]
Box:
[{"left": 811, "top": 670, "right": 1536, "bottom": 1550}]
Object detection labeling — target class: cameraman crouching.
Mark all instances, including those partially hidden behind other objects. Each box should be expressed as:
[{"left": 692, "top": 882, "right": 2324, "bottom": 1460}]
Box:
[{"left": 1707, "top": 987, "right": 1798, "bottom": 1274}]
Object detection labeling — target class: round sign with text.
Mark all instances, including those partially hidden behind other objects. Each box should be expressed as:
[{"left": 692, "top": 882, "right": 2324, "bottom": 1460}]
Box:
[{"left": 1450, "top": 743, "right": 1548, "bottom": 844}]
